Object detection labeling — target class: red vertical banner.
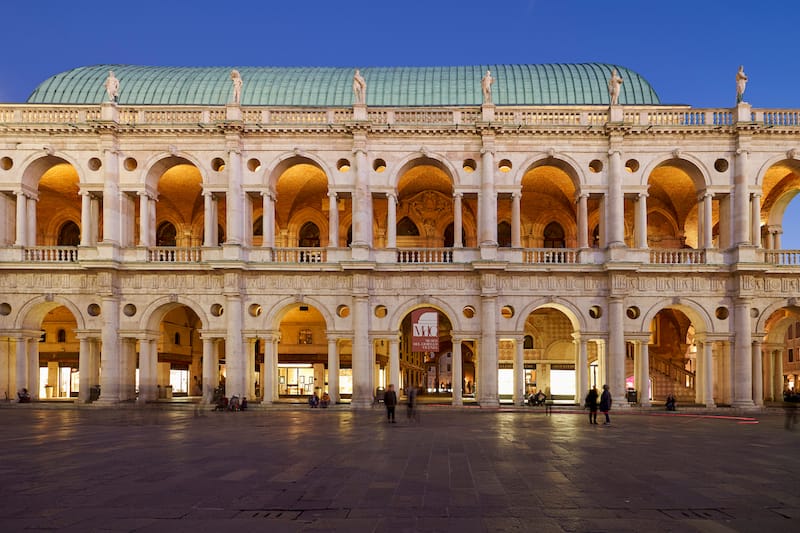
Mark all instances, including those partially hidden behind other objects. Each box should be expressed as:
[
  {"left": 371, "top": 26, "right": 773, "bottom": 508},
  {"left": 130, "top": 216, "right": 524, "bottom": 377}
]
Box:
[{"left": 411, "top": 308, "right": 439, "bottom": 351}]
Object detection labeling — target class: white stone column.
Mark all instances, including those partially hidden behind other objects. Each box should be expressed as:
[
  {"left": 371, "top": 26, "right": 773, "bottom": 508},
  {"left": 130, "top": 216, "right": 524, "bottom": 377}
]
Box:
[
  {"left": 203, "top": 191, "right": 215, "bottom": 247},
  {"left": 201, "top": 337, "right": 215, "bottom": 404},
  {"left": 479, "top": 143, "right": 497, "bottom": 250},
  {"left": 98, "top": 296, "right": 121, "bottom": 402},
  {"left": 703, "top": 341, "right": 715, "bottom": 407},
  {"left": 137, "top": 337, "right": 157, "bottom": 403},
  {"left": 262, "top": 334, "right": 276, "bottom": 403},
  {"left": 351, "top": 294, "right": 372, "bottom": 408},
  {"left": 386, "top": 193, "right": 397, "bottom": 248},
  {"left": 351, "top": 148, "right": 373, "bottom": 252},
  {"left": 752, "top": 338, "right": 763, "bottom": 406},
  {"left": 386, "top": 335, "right": 398, "bottom": 395},
  {"left": 328, "top": 191, "right": 339, "bottom": 247},
  {"left": 733, "top": 148, "right": 749, "bottom": 245},
  {"left": 14, "top": 336, "right": 28, "bottom": 396},
  {"left": 774, "top": 350, "right": 783, "bottom": 400},
  {"left": 226, "top": 150, "right": 244, "bottom": 245},
  {"left": 574, "top": 334, "right": 588, "bottom": 403},
  {"left": 639, "top": 341, "right": 650, "bottom": 406},
  {"left": 119, "top": 339, "right": 136, "bottom": 401},
  {"left": 14, "top": 191, "right": 27, "bottom": 246},
  {"left": 751, "top": 193, "right": 762, "bottom": 248},
  {"left": 703, "top": 192, "right": 713, "bottom": 248},
  {"left": 27, "top": 338, "right": 39, "bottom": 400},
  {"left": 138, "top": 192, "right": 151, "bottom": 247},
  {"left": 774, "top": 228, "right": 782, "bottom": 249},
  {"left": 452, "top": 337, "right": 463, "bottom": 406},
  {"left": 511, "top": 192, "right": 521, "bottom": 248},
  {"left": 733, "top": 298, "right": 754, "bottom": 407},
  {"left": 327, "top": 336, "right": 340, "bottom": 404},
  {"left": 607, "top": 149, "right": 625, "bottom": 247},
  {"left": 247, "top": 337, "right": 257, "bottom": 401},
  {"left": 513, "top": 336, "right": 524, "bottom": 406},
  {"left": 26, "top": 196, "right": 37, "bottom": 246},
  {"left": 78, "top": 337, "right": 91, "bottom": 402},
  {"left": 453, "top": 192, "right": 463, "bottom": 248},
  {"left": 607, "top": 296, "right": 625, "bottom": 401},
  {"left": 479, "top": 295, "right": 499, "bottom": 407},
  {"left": 261, "top": 191, "right": 275, "bottom": 248},
  {"left": 80, "top": 191, "right": 92, "bottom": 246},
  {"left": 635, "top": 192, "right": 648, "bottom": 248},
  {"left": 576, "top": 193, "right": 588, "bottom": 249},
  {"left": 225, "top": 293, "right": 245, "bottom": 399},
  {"left": 101, "top": 149, "right": 120, "bottom": 245}
]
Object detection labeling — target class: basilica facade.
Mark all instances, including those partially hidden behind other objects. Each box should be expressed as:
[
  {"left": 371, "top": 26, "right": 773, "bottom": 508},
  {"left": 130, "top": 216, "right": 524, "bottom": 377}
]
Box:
[{"left": 0, "top": 63, "right": 798, "bottom": 409}]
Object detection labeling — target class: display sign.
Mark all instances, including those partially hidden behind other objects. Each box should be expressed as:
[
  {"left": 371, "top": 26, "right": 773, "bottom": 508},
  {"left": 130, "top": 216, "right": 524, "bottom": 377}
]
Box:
[{"left": 411, "top": 308, "right": 439, "bottom": 351}]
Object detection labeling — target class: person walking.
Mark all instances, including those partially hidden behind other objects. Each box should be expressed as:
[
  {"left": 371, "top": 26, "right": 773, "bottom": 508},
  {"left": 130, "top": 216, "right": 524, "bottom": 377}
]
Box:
[
  {"left": 585, "top": 386, "right": 599, "bottom": 424},
  {"left": 384, "top": 384, "right": 398, "bottom": 423},
  {"left": 599, "top": 384, "right": 612, "bottom": 425}
]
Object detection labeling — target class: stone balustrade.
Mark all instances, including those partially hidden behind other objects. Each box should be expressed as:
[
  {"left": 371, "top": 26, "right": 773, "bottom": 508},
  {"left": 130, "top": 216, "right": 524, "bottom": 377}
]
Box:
[{"left": 1, "top": 104, "right": 797, "bottom": 129}]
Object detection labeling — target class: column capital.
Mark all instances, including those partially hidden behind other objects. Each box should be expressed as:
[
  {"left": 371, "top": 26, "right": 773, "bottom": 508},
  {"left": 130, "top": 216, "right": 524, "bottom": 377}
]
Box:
[
  {"left": 386, "top": 191, "right": 397, "bottom": 201},
  {"left": 574, "top": 191, "right": 589, "bottom": 202},
  {"left": 751, "top": 191, "right": 762, "bottom": 199},
  {"left": 607, "top": 148, "right": 622, "bottom": 157},
  {"left": 638, "top": 191, "right": 649, "bottom": 200},
  {"left": 328, "top": 191, "right": 339, "bottom": 199},
  {"left": 261, "top": 190, "right": 275, "bottom": 200},
  {"left": 453, "top": 191, "right": 464, "bottom": 200}
]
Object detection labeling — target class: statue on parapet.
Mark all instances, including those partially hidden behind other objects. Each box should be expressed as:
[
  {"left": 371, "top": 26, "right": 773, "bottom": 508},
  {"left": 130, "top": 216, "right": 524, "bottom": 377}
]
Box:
[
  {"left": 353, "top": 69, "right": 366, "bottom": 105},
  {"left": 104, "top": 70, "right": 120, "bottom": 103},
  {"left": 736, "top": 65, "right": 748, "bottom": 103},
  {"left": 608, "top": 68, "right": 623, "bottom": 106},
  {"left": 230, "top": 69, "right": 243, "bottom": 105},
  {"left": 481, "top": 69, "right": 494, "bottom": 104}
]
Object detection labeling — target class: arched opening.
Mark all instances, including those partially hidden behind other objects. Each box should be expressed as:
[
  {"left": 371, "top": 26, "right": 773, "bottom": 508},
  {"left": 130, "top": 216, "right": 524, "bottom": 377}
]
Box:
[
  {"left": 150, "top": 306, "right": 203, "bottom": 398},
  {"left": 38, "top": 306, "right": 80, "bottom": 399},
  {"left": 763, "top": 306, "right": 800, "bottom": 400},
  {"left": 760, "top": 159, "right": 800, "bottom": 250},
  {"left": 646, "top": 159, "right": 708, "bottom": 249},
  {"left": 518, "top": 307, "right": 580, "bottom": 403},
  {"left": 276, "top": 304, "right": 329, "bottom": 398},
  {"left": 646, "top": 308, "right": 698, "bottom": 404},
  {"left": 57, "top": 221, "right": 80, "bottom": 246},
  {"left": 397, "top": 217, "right": 420, "bottom": 236},
  {"left": 519, "top": 162, "right": 579, "bottom": 248},
  {"left": 543, "top": 222, "right": 565, "bottom": 248},
  {"left": 299, "top": 222, "right": 321, "bottom": 247},
  {"left": 154, "top": 162, "right": 206, "bottom": 247},
  {"left": 156, "top": 222, "right": 177, "bottom": 247},
  {"left": 274, "top": 162, "right": 330, "bottom": 247}
]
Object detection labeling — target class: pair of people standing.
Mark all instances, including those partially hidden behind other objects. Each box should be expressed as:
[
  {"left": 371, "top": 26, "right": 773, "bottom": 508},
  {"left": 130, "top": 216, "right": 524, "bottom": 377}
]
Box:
[
  {"left": 383, "top": 384, "right": 418, "bottom": 423},
  {"left": 585, "top": 385, "right": 612, "bottom": 425}
]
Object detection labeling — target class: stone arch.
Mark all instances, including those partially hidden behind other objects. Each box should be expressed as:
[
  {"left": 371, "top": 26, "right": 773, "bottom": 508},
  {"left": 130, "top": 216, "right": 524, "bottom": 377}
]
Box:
[
  {"left": 19, "top": 152, "right": 84, "bottom": 191},
  {"left": 754, "top": 155, "right": 800, "bottom": 187},
  {"left": 139, "top": 296, "right": 209, "bottom": 332},
  {"left": 263, "top": 151, "right": 334, "bottom": 191},
  {"left": 142, "top": 152, "right": 208, "bottom": 192},
  {"left": 756, "top": 299, "right": 800, "bottom": 334},
  {"left": 388, "top": 297, "right": 461, "bottom": 333},
  {"left": 15, "top": 295, "right": 87, "bottom": 331},
  {"left": 514, "top": 153, "right": 585, "bottom": 190},
  {"left": 287, "top": 207, "right": 329, "bottom": 246},
  {"left": 513, "top": 297, "right": 586, "bottom": 333},
  {"left": 263, "top": 296, "right": 335, "bottom": 331},
  {"left": 389, "top": 153, "right": 460, "bottom": 190},
  {"left": 638, "top": 298, "right": 714, "bottom": 335},
  {"left": 639, "top": 154, "right": 711, "bottom": 190}
]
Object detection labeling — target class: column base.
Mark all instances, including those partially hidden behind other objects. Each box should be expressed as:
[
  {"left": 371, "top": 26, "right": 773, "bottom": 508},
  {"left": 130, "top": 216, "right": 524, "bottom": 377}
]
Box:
[{"left": 731, "top": 399, "right": 757, "bottom": 409}]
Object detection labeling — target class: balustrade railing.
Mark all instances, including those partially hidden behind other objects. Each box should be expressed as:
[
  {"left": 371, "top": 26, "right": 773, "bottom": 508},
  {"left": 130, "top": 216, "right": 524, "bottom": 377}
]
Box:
[
  {"left": 147, "top": 247, "right": 203, "bottom": 262},
  {"left": 24, "top": 246, "right": 78, "bottom": 262},
  {"left": 764, "top": 250, "right": 800, "bottom": 265},
  {"left": 649, "top": 249, "right": 706, "bottom": 265},
  {"left": 522, "top": 248, "right": 579, "bottom": 264},
  {"left": 396, "top": 248, "right": 454, "bottom": 263},
  {"left": 272, "top": 247, "right": 326, "bottom": 263},
  {"left": 0, "top": 103, "right": 798, "bottom": 129}
]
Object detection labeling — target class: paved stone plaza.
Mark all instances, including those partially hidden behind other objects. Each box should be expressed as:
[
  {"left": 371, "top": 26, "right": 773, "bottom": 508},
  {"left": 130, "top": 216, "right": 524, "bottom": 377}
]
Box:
[{"left": 0, "top": 404, "right": 798, "bottom": 532}]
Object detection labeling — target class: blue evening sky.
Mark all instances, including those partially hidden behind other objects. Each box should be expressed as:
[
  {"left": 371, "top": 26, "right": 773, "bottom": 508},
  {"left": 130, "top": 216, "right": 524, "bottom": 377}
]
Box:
[{"left": 2, "top": 0, "right": 799, "bottom": 246}]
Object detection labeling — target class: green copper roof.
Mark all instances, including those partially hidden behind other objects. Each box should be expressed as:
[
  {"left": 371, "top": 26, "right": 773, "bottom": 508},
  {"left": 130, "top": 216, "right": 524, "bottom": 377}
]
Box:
[{"left": 27, "top": 64, "right": 660, "bottom": 106}]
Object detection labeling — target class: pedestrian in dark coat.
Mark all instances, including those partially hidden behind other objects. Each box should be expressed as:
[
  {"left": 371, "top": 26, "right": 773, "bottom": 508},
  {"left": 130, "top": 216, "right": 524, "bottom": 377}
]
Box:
[
  {"left": 585, "top": 386, "right": 599, "bottom": 424},
  {"left": 384, "top": 384, "right": 398, "bottom": 423},
  {"left": 599, "top": 384, "right": 612, "bottom": 425}
]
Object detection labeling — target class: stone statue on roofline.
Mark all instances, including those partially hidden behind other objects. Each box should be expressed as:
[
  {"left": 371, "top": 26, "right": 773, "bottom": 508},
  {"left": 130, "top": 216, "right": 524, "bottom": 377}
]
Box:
[
  {"left": 608, "top": 68, "right": 623, "bottom": 106},
  {"left": 230, "top": 69, "right": 243, "bottom": 105},
  {"left": 104, "top": 70, "right": 120, "bottom": 103},
  {"left": 481, "top": 69, "right": 494, "bottom": 104},
  {"left": 353, "top": 69, "right": 366, "bottom": 106},
  {"left": 736, "top": 65, "right": 748, "bottom": 104}
]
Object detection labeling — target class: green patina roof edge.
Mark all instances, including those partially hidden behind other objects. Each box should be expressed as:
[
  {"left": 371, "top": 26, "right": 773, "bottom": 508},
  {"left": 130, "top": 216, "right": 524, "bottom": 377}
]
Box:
[{"left": 27, "top": 64, "right": 660, "bottom": 107}]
